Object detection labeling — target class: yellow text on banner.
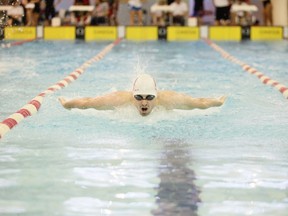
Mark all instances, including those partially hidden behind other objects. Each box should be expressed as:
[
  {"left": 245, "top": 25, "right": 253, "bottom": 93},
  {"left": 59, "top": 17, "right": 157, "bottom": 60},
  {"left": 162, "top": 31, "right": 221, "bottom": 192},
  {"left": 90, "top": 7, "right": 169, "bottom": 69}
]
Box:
[
  {"left": 209, "top": 26, "right": 242, "bottom": 41},
  {"left": 85, "top": 26, "right": 117, "bottom": 41},
  {"left": 167, "top": 27, "right": 200, "bottom": 41},
  {"left": 5, "top": 27, "right": 36, "bottom": 40},
  {"left": 250, "top": 27, "right": 283, "bottom": 40}
]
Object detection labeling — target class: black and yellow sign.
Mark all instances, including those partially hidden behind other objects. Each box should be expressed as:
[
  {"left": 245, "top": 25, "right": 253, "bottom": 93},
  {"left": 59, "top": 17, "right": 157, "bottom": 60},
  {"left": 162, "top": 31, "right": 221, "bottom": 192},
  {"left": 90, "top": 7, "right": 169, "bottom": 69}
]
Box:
[
  {"left": 158, "top": 26, "right": 167, "bottom": 40},
  {"left": 85, "top": 26, "right": 117, "bottom": 40},
  {"left": 5, "top": 27, "right": 36, "bottom": 40},
  {"left": 209, "top": 26, "right": 242, "bottom": 41},
  {"left": 44, "top": 27, "right": 75, "bottom": 40},
  {"left": 167, "top": 27, "right": 199, "bottom": 41},
  {"left": 250, "top": 27, "right": 283, "bottom": 40}
]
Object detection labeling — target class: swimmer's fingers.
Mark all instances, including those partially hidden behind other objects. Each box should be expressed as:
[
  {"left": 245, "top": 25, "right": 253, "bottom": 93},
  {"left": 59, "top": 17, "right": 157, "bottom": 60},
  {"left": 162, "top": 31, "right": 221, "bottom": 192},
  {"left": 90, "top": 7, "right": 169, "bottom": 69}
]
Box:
[
  {"left": 58, "top": 97, "right": 70, "bottom": 109},
  {"left": 58, "top": 97, "right": 65, "bottom": 105},
  {"left": 219, "top": 96, "right": 227, "bottom": 104}
]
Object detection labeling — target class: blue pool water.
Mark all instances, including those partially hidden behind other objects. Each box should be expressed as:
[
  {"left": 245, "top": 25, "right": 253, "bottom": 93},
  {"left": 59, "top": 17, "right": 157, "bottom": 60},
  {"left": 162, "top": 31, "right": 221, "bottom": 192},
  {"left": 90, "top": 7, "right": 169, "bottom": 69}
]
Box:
[{"left": 0, "top": 40, "right": 288, "bottom": 216}]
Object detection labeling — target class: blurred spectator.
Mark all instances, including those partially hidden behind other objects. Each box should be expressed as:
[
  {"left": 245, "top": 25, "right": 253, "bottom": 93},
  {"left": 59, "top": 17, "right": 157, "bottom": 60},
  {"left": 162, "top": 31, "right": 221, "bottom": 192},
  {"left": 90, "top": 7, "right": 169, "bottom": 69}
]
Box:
[
  {"left": 38, "top": 0, "right": 46, "bottom": 25},
  {"left": 128, "top": 0, "right": 143, "bottom": 25},
  {"left": 7, "top": 0, "right": 25, "bottom": 26},
  {"left": 150, "top": 0, "right": 169, "bottom": 26},
  {"left": 108, "top": 0, "right": 118, "bottom": 25},
  {"left": 192, "top": 0, "right": 203, "bottom": 16},
  {"left": 23, "top": 0, "right": 34, "bottom": 26},
  {"left": 70, "top": 13, "right": 91, "bottom": 26},
  {"left": 213, "top": 0, "right": 231, "bottom": 26},
  {"left": 74, "top": 0, "right": 89, "bottom": 5},
  {"left": 32, "top": 0, "right": 40, "bottom": 25},
  {"left": 44, "top": 0, "right": 62, "bottom": 26},
  {"left": 71, "top": 0, "right": 91, "bottom": 26},
  {"left": 23, "top": 0, "right": 40, "bottom": 26},
  {"left": 91, "top": 0, "right": 109, "bottom": 25},
  {"left": 230, "top": 0, "right": 258, "bottom": 26},
  {"left": 261, "top": 0, "right": 272, "bottom": 26},
  {"left": 170, "top": 0, "right": 188, "bottom": 26},
  {"left": 60, "top": 10, "right": 72, "bottom": 25},
  {"left": 192, "top": 0, "right": 204, "bottom": 25},
  {"left": 0, "top": 0, "right": 9, "bottom": 28}
]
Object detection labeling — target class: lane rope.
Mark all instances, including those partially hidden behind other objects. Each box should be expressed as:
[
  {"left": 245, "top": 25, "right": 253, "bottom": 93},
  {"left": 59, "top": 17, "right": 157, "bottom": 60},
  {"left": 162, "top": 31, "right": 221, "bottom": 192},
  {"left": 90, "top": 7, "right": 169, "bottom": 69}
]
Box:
[
  {"left": 0, "top": 38, "right": 123, "bottom": 140},
  {"left": 203, "top": 38, "right": 288, "bottom": 100},
  {"left": 1, "top": 38, "right": 37, "bottom": 48}
]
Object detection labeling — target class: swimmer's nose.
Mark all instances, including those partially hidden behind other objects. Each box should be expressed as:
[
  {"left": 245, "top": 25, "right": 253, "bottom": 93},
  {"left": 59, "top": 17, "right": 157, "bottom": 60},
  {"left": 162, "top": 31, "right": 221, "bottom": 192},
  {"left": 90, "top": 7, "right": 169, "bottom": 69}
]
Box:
[{"left": 141, "top": 101, "right": 149, "bottom": 106}]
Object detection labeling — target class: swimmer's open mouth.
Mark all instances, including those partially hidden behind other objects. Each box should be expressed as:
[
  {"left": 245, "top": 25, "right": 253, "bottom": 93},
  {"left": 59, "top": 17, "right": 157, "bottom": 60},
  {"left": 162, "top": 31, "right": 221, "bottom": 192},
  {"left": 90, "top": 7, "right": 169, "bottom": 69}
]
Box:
[{"left": 141, "top": 108, "right": 148, "bottom": 112}]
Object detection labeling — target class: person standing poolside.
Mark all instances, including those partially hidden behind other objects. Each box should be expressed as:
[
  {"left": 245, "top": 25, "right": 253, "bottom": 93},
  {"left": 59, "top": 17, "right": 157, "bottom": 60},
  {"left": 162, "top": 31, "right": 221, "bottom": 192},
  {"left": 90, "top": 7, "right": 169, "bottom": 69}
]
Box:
[
  {"left": 213, "top": 0, "right": 232, "bottom": 26},
  {"left": 150, "top": 0, "right": 168, "bottom": 26},
  {"left": 192, "top": 0, "right": 204, "bottom": 25},
  {"left": 91, "top": 0, "right": 109, "bottom": 26},
  {"left": 128, "top": 0, "right": 143, "bottom": 25},
  {"left": 59, "top": 74, "right": 227, "bottom": 116},
  {"left": 7, "top": 1, "right": 25, "bottom": 26},
  {"left": 261, "top": 0, "right": 272, "bottom": 26},
  {"left": 108, "top": 0, "right": 118, "bottom": 25},
  {"left": 170, "top": 0, "right": 188, "bottom": 26},
  {"left": 44, "top": 0, "right": 62, "bottom": 26}
]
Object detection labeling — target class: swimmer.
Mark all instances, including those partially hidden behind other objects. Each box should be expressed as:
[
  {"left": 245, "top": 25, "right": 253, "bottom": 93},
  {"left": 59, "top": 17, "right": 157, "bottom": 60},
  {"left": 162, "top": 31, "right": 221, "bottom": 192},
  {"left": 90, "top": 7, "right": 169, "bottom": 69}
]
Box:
[{"left": 59, "top": 74, "right": 227, "bottom": 116}]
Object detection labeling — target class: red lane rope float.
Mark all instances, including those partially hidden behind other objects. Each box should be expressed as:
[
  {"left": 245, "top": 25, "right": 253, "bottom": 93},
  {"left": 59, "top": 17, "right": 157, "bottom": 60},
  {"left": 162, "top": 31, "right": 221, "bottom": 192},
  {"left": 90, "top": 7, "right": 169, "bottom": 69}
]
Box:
[
  {"left": 1, "top": 38, "right": 37, "bottom": 48},
  {"left": 203, "top": 38, "right": 288, "bottom": 100},
  {"left": 0, "top": 38, "right": 123, "bottom": 140}
]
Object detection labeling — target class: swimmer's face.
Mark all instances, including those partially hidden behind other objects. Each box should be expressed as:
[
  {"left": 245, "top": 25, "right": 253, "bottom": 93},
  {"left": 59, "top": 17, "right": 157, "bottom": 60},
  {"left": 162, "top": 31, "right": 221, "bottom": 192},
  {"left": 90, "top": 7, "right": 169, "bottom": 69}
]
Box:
[{"left": 133, "top": 95, "right": 156, "bottom": 116}]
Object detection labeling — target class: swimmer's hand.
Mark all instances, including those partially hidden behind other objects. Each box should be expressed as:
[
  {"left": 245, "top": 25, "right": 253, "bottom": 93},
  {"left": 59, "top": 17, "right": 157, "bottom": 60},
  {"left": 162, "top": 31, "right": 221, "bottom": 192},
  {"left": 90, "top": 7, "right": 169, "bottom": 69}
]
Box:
[
  {"left": 219, "top": 96, "right": 227, "bottom": 105},
  {"left": 58, "top": 97, "right": 71, "bottom": 110}
]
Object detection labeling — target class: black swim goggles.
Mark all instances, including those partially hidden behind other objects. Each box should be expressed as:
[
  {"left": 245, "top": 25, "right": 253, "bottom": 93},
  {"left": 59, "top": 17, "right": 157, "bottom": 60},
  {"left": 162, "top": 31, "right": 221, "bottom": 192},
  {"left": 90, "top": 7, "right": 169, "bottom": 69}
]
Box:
[{"left": 134, "top": 95, "right": 155, "bottom": 101}]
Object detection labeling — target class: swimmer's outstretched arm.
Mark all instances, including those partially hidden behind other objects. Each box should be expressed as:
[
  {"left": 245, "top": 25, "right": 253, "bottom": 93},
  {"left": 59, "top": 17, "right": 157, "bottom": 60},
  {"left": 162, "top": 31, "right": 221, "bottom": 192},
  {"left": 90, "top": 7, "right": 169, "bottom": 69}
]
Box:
[
  {"left": 157, "top": 91, "right": 227, "bottom": 110},
  {"left": 59, "top": 91, "right": 132, "bottom": 110}
]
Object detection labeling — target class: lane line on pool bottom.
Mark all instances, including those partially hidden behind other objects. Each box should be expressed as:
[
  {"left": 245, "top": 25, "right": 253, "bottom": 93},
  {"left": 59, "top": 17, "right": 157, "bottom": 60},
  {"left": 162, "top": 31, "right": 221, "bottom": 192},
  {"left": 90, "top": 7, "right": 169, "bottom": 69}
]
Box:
[
  {"left": 203, "top": 38, "right": 288, "bottom": 100},
  {"left": 0, "top": 38, "right": 123, "bottom": 140}
]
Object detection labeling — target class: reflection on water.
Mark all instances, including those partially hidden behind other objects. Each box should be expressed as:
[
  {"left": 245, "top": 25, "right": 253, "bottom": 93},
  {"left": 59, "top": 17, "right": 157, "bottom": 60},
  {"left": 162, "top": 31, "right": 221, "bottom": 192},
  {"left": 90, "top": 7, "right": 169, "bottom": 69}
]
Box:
[{"left": 152, "top": 139, "right": 201, "bottom": 216}]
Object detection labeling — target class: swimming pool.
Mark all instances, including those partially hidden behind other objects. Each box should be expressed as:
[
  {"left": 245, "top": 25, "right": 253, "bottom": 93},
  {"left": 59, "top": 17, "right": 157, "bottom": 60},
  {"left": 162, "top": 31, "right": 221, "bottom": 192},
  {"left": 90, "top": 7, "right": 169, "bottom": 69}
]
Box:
[{"left": 0, "top": 40, "right": 288, "bottom": 215}]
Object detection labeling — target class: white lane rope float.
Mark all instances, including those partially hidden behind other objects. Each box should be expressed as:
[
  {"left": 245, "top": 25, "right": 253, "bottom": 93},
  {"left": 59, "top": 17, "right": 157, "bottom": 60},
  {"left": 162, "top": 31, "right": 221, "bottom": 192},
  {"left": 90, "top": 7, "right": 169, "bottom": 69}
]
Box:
[
  {"left": 203, "top": 38, "right": 288, "bottom": 100},
  {"left": 0, "top": 38, "right": 123, "bottom": 140}
]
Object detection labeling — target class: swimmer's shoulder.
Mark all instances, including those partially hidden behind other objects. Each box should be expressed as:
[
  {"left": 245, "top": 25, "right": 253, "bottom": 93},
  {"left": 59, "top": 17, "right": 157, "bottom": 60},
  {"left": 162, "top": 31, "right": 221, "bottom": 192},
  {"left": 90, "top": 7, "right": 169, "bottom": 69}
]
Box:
[
  {"left": 97, "top": 91, "right": 133, "bottom": 107},
  {"left": 156, "top": 90, "right": 180, "bottom": 107},
  {"left": 157, "top": 90, "right": 181, "bottom": 98},
  {"left": 156, "top": 90, "right": 193, "bottom": 108},
  {"left": 106, "top": 91, "right": 134, "bottom": 102},
  {"left": 103, "top": 90, "right": 132, "bottom": 97}
]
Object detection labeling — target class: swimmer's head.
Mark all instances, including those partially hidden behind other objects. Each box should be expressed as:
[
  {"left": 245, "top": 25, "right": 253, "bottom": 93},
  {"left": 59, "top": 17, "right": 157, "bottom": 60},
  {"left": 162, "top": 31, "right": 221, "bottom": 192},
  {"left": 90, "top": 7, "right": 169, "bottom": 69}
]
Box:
[
  {"left": 133, "top": 74, "right": 157, "bottom": 97},
  {"left": 132, "top": 74, "right": 157, "bottom": 116}
]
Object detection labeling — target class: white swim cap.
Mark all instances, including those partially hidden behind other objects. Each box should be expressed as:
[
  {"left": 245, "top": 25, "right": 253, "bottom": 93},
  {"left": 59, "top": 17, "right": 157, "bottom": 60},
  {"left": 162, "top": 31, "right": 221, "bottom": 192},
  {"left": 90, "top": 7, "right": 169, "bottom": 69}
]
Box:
[{"left": 132, "top": 74, "right": 157, "bottom": 97}]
